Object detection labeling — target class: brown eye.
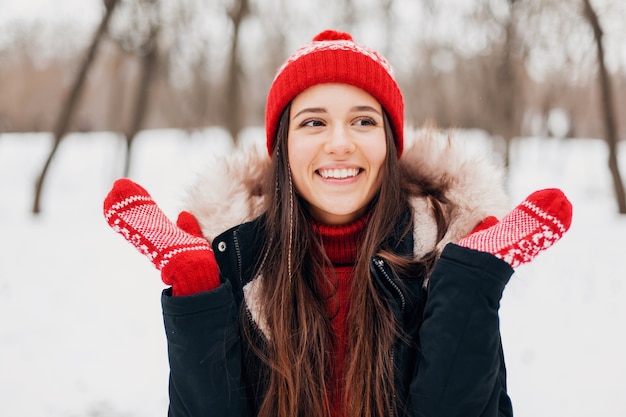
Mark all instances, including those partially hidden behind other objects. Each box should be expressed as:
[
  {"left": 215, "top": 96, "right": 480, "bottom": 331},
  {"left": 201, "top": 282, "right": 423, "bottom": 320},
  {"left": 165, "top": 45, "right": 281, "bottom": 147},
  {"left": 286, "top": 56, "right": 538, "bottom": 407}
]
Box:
[
  {"left": 354, "top": 117, "right": 377, "bottom": 126},
  {"left": 302, "top": 119, "right": 325, "bottom": 127}
]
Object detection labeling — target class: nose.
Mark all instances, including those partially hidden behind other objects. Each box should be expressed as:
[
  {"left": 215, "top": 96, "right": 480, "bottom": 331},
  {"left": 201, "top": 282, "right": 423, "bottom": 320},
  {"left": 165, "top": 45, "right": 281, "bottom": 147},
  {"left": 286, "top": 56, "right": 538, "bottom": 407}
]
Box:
[{"left": 324, "top": 125, "right": 356, "bottom": 154}]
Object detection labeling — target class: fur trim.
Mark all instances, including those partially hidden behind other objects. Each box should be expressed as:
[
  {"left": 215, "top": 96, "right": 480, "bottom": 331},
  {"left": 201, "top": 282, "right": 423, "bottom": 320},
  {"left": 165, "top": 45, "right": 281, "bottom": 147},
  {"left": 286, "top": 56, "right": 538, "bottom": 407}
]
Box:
[
  {"left": 242, "top": 276, "right": 270, "bottom": 340},
  {"left": 402, "top": 130, "right": 510, "bottom": 255},
  {"left": 184, "top": 140, "right": 270, "bottom": 241}
]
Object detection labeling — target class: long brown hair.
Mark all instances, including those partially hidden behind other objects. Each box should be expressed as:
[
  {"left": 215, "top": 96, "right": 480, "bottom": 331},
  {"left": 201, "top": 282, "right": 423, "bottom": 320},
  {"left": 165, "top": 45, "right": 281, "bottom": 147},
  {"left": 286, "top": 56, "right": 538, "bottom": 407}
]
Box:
[{"left": 246, "top": 104, "right": 447, "bottom": 417}]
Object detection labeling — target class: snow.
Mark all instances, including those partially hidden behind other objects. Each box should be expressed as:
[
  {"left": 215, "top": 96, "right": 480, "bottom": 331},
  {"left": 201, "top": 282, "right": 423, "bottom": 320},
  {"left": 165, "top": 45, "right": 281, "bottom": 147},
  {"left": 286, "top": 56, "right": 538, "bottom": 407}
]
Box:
[{"left": 1, "top": 129, "right": 625, "bottom": 416}]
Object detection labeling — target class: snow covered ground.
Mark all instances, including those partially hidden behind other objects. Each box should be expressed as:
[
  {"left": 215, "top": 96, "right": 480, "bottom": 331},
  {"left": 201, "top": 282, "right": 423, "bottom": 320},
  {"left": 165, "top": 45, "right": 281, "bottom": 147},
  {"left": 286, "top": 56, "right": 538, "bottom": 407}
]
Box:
[{"left": 1, "top": 129, "right": 625, "bottom": 417}]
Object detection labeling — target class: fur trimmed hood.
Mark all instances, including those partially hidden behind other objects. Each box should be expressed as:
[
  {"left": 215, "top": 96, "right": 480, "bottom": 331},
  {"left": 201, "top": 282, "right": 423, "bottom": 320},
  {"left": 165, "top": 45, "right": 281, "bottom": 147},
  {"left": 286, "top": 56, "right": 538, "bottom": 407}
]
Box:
[{"left": 184, "top": 129, "right": 510, "bottom": 258}]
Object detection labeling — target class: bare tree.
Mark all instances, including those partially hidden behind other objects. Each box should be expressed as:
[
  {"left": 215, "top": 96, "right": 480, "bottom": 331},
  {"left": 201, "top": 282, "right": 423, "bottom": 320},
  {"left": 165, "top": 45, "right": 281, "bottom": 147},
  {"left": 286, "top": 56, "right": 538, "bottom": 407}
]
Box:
[
  {"left": 470, "top": 0, "right": 526, "bottom": 171},
  {"left": 582, "top": 0, "right": 626, "bottom": 214},
  {"left": 32, "top": 0, "right": 120, "bottom": 214},
  {"left": 496, "top": 0, "right": 522, "bottom": 169},
  {"left": 119, "top": 0, "right": 161, "bottom": 177},
  {"left": 224, "top": 0, "right": 250, "bottom": 145}
]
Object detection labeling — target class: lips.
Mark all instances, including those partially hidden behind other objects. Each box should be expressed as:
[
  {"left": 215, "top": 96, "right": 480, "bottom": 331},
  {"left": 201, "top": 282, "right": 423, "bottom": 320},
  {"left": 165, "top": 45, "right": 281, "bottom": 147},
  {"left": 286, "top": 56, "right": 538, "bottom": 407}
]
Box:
[{"left": 317, "top": 168, "right": 360, "bottom": 179}]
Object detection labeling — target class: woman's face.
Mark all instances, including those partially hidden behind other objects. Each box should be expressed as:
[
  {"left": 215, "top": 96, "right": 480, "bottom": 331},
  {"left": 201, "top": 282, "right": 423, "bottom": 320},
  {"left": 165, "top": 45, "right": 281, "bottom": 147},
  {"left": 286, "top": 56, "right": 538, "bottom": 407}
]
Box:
[{"left": 288, "top": 83, "right": 387, "bottom": 225}]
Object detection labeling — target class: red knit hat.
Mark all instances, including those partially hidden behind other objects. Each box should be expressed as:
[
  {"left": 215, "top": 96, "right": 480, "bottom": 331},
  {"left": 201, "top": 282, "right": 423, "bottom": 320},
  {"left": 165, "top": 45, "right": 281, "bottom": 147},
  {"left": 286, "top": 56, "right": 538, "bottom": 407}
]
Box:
[{"left": 265, "top": 30, "right": 404, "bottom": 157}]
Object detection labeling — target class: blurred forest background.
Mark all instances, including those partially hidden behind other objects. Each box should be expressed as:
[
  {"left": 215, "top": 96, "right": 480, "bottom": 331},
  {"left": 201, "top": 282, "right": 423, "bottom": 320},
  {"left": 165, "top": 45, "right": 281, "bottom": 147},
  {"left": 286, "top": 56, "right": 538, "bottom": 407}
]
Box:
[{"left": 0, "top": 0, "right": 625, "bottom": 213}]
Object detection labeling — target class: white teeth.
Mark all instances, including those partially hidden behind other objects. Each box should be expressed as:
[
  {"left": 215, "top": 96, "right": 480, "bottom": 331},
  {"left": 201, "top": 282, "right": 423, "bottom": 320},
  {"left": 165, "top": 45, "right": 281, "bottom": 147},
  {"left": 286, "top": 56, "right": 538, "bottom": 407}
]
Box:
[{"left": 319, "top": 168, "right": 359, "bottom": 179}]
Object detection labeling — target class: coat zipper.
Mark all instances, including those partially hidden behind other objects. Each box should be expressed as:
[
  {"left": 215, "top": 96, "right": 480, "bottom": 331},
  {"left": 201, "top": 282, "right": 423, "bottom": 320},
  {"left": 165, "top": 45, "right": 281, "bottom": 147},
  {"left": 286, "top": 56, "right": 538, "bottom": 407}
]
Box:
[
  {"left": 373, "top": 257, "right": 405, "bottom": 417},
  {"left": 373, "top": 257, "right": 406, "bottom": 312},
  {"left": 233, "top": 229, "right": 244, "bottom": 287},
  {"left": 233, "top": 230, "right": 255, "bottom": 330},
  {"left": 233, "top": 230, "right": 268, "bottom": 344}
]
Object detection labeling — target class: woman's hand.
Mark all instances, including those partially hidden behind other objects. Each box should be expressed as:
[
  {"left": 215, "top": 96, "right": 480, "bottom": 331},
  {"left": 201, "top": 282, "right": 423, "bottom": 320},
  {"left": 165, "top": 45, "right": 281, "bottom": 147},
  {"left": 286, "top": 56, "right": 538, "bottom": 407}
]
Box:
[
  {"left": 458, "top": 188, "right": 573, "bottom": 268},
  {"left": 103, "top": 178, "right": 220, "bottom": 295}
]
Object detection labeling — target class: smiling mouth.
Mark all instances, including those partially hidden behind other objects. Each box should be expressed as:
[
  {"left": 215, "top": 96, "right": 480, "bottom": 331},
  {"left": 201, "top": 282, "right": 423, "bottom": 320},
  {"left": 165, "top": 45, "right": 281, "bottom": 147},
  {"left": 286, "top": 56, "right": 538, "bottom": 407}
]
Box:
[{"left": 317, "top": 168, "right": 361, "bottom": 179}]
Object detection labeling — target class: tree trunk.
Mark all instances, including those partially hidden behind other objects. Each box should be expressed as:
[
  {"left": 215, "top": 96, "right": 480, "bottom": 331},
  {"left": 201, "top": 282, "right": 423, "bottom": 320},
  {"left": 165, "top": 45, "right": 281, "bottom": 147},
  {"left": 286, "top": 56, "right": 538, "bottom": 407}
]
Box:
[
  {"left": 123, "top": 24, "right": 160, "bottom": 178},
  {"left": 32, "top": 0, "right": 120, "bottom": 214},
  {"left": 224, "top": 0, "right": 249, "bottom": 146},
  {"left": 499, "top": 0, "right": 519, "bottom": 174},
  {"left": 583, "top": 0, "right": 626, "bottom": 214}
]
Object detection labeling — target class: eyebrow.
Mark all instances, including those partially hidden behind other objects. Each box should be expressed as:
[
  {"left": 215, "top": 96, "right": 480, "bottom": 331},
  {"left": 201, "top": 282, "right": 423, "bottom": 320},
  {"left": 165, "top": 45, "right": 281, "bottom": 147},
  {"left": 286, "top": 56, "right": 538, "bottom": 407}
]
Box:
[
  {"left": 292, "top": 107, "right": 326, "bottom": 119},
  {"left": 353, "top": 105, "right": 382, "bottom": 116},
  {"left": 292, "top": 105, "right": 382, "bottom": 119}
]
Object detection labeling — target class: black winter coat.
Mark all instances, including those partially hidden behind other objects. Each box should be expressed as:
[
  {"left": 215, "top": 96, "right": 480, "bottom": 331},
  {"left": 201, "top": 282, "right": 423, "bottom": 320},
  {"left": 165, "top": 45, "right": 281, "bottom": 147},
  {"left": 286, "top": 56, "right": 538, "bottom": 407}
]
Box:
[
  {"left": 162, "top": 211, "right": 514, "bottom": 417},
  {"left": 162, "top": 132, "right": 514, "bottom": 416}
]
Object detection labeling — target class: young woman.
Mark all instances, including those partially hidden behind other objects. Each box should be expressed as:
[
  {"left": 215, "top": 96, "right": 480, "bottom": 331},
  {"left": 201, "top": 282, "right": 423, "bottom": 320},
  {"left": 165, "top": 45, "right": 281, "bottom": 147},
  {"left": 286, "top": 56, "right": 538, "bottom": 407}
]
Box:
[{"left": 104, "top": 30, "right": 572, "bottom": 417}]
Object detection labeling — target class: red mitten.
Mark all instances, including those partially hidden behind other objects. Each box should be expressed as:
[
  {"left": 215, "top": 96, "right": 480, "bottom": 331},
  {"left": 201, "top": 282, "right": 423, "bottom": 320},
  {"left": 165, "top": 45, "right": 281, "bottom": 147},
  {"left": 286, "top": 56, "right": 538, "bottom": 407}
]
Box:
[
  {"left": 103, "top": 178, "right": 220, "bottom": 296},
  {"left": 176, "top": 210, "right": 205, "bottom": 237},
  {"left": 457, "top": 188, "right": 573, "bottom": 268},
  {"left": 468, "top": 215, "right": 499, "bottom": 234}
]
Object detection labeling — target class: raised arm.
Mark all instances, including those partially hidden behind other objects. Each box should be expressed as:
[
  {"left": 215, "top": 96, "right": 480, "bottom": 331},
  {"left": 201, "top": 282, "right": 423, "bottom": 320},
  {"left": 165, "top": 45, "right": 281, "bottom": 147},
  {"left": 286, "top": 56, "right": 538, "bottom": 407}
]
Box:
[
  {"left": 103, "top": 178, "right": 249, "bottom": 416},
  {"left": 411, "top": 188, "right": 572, "bottom": 417}
]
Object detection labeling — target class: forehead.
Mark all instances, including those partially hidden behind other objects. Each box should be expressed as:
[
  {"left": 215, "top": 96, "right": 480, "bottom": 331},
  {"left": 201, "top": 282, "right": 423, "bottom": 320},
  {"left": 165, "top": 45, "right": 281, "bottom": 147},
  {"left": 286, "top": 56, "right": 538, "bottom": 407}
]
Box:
[{"left": 290, "top": 83, "right": 381, "bottom": 112}]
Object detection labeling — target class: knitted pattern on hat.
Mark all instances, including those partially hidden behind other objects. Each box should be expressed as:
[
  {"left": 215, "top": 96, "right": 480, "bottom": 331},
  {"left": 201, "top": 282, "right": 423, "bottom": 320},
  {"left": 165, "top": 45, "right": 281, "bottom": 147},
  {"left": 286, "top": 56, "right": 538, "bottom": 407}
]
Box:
[
  {"left": 103, "top": 178, "right": 220, "bottom": 296},
  {"left": 457, "top": 188, "right": 573, "bottom": 268},
  {"left": 265, "top": 29, "right": 404, "bottom": 157}
]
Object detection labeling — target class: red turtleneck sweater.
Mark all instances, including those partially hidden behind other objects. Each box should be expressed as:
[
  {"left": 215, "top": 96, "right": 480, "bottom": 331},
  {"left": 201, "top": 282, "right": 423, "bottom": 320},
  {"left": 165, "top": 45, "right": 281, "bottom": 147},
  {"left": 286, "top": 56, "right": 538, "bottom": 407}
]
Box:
[{"left": 313, "top": 215, "right": 369, "bottom": 416}]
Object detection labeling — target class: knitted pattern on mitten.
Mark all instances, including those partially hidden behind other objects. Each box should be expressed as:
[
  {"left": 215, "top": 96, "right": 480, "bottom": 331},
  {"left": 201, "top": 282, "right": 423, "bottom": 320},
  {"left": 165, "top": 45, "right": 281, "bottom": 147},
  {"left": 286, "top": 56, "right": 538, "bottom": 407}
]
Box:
[
  {"left": 457, "top": 188, "right": 572, "bottom": 268},
  {"left": 103, "top": 178, "right": 220, "bottom": 295}
]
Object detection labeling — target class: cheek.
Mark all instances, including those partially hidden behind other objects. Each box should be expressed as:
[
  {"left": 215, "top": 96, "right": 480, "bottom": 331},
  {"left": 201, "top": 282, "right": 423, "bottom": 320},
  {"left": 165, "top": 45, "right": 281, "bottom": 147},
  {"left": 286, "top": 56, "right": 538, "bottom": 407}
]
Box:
[
  {"left": 287, "top": 136, "right": 312, "bottom": 184},
  {"left": 288, "top": 132, "right": 319, "bottom": 166},
  {"left": 287, "top": 138, "right": 302, "bottom": 168},
  {"left": 364, "top": 140, "right": 388, "bottom": 174}
]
